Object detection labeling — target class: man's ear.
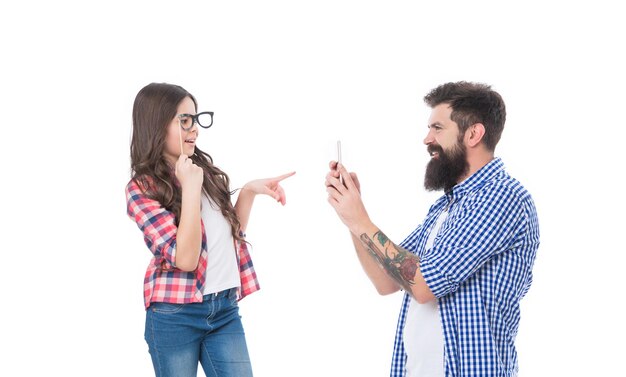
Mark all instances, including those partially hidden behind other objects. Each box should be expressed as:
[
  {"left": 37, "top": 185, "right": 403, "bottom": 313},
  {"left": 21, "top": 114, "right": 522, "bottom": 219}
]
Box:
[{"left": 466, "top": 123, "right": 485, "bottom": 147}]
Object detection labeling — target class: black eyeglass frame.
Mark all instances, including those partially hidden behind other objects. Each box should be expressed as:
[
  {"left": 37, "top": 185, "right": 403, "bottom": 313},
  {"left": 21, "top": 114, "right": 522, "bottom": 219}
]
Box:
[{"left": 177, "top": 111, "right": 214, "bottom": 130}]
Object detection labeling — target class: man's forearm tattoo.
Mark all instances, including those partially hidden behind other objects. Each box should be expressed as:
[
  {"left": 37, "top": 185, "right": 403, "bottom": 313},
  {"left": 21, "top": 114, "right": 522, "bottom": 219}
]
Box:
[{"left": 359, "top": 230, "right": 419, "bottom": 293}]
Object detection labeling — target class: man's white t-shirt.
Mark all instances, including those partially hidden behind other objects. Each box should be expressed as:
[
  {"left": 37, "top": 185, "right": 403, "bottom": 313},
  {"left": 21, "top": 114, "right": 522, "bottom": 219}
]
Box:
[
  {"left": 200, "top": 195, "right": 240, "bottom": 295},
  {"left": 404, "top": 211, "right": 448, "bottom": 376}
]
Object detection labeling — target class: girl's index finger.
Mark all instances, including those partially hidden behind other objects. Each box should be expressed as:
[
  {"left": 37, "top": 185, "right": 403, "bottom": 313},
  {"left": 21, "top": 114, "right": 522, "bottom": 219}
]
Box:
[{"left": 274, "top": 171, "right": 296, "bottom": 182}]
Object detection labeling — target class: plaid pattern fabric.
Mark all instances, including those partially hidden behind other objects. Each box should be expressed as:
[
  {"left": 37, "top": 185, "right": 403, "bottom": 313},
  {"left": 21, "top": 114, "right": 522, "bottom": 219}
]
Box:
[
  {"left": 391, "top": 158, "right": 539, "bottom": 377},
  {"left": 126, "top": 178, "right": 260, "bottom": 309}
]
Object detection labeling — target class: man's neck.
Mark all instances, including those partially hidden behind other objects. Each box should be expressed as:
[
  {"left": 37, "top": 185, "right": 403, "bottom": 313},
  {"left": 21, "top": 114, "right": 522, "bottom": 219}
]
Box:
[{"left": 457, "top": 152, "right": 495, "bottom": 184}]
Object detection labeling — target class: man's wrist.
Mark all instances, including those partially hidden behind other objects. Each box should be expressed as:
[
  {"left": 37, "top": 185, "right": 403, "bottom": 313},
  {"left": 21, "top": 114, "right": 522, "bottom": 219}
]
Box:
[{"left": 351, "top": 220, "right": 377, "bottom": 239}]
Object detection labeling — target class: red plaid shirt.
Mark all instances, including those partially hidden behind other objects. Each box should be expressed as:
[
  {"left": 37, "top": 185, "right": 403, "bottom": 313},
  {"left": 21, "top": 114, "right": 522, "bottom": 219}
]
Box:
[{"left": 126, "top": 178, "right": 260, "bottom": 309}]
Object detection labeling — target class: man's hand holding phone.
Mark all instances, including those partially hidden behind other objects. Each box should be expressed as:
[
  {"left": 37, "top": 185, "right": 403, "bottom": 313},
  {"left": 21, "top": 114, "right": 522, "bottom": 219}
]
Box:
[
  {"left": 326, "top": 142, "right": 368, "bottom": 232},
  {"left": 329, "top": 141, "right": 360, "bottom": 193}
]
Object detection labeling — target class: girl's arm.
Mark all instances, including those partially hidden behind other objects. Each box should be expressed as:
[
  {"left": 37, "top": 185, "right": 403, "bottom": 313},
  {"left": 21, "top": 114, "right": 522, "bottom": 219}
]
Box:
[
  {"left": 234, "top": 171, "right": 295, "bottom": 233},
  {"left": 173, "top": 155, "right": 204, "bottom": 271}
]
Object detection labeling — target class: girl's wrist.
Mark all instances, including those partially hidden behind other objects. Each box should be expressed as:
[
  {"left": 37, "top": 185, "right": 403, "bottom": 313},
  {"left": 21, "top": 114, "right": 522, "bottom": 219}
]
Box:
[
  {"left": 241, "top": 183, "right": 257, "bottom": 196},
  {"left": 182, "top": 184, "right": 202, "bottom": 197}
]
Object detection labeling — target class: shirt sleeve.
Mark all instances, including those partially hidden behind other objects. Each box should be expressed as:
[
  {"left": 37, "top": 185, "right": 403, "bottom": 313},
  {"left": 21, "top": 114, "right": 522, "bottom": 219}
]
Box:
[
  {"left": 126, "top": 179, "right": 178, "bottom": 268},
  {"left": 399, "top": 225, "right": 424, "bottom": 252},
  {"left": 419, "top": 183, "right": 527, "bottom": 298}
]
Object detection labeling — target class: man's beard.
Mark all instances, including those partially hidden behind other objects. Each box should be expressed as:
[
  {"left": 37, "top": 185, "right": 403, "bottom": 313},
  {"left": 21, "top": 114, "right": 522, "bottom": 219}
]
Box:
[{"left": 424, "top": 141, "right": 469, "bottom": 192}]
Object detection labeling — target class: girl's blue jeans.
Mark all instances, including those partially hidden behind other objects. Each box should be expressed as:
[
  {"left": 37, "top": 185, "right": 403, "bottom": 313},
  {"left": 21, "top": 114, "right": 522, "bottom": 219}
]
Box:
[{"left": 145, "top": 288, "right": 253, "bottom": 377}]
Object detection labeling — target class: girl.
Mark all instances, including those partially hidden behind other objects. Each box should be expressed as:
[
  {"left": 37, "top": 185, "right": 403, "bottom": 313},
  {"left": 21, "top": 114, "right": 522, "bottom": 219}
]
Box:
[{"left": 126, "top": 82, "right": 294, "bottom": 377}]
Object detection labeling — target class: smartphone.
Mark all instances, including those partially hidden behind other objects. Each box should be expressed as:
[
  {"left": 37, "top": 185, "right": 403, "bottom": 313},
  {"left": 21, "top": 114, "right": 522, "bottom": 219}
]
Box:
[
  {"left": 337, "top": 140, "right": 342, "bottom": 165},
  {"left": 337, "top": 140, "right": 344, "bottom": 184}
]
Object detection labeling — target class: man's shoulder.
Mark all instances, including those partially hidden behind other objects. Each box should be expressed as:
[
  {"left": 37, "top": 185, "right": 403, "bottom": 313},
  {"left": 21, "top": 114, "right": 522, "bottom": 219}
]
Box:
[
  {"left": 485, "top": 158, "right": 534, "bottom": 200},
  {"left": 462, "top": 172, "right": 536, "bottom": 214},
  {"left": 490, "top": 171, "right": 534, "bottom": 203}
]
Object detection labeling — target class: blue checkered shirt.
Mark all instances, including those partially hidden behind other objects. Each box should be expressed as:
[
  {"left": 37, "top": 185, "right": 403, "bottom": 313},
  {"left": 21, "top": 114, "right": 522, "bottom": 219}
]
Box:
[{"left": 391, "top": 158, "right": 539, "bottom": 376}]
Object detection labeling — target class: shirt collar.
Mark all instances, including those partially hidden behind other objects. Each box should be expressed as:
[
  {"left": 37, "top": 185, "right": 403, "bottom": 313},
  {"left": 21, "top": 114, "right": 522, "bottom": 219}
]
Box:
[{"left": 446, "top": 157, "right": 504, "bottom": 201}]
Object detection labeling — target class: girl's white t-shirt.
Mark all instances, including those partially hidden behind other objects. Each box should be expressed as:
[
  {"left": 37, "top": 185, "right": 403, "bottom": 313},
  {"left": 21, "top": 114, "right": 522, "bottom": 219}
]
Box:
[
  {"left": 200, "top": 195, "right": 240, "bottom": 295},
  {"left": 404, "top": 211, "right": 448, "bottom": 377}
]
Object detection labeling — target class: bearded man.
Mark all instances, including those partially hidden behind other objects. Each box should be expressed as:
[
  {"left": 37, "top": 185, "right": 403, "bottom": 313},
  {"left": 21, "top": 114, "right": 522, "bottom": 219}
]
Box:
[{"left": 326, "top": 81, "right": 540, "bottom": 377}]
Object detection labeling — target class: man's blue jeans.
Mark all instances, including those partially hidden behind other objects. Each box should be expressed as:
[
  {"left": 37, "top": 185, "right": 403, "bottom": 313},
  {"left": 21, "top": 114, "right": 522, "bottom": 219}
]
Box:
[{"left": 145, "top": 288, "right": 253, "bottom": 377}]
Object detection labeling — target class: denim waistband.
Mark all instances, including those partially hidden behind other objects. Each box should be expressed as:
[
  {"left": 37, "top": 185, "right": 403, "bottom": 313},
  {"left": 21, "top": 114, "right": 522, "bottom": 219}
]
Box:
[{"left": 203, "top": 287, "right": 236, "bottom": 301}]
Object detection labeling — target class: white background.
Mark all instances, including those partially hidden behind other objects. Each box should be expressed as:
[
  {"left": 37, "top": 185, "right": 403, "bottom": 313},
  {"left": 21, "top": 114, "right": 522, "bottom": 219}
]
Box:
[{"left": 1, "top": 1, "right": 624, "bottom": 376}]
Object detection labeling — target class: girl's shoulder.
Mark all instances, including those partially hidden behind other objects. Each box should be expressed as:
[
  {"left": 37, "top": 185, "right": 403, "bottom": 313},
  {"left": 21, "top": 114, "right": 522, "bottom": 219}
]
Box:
[{"left": 126, "top": 175, "right": 156, "bottom": 197}]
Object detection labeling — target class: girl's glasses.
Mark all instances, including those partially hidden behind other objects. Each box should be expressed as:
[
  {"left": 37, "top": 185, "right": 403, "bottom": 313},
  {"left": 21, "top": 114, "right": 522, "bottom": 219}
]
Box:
[{"left": 177, "top": 111, "right": 214, "bottom": 130}]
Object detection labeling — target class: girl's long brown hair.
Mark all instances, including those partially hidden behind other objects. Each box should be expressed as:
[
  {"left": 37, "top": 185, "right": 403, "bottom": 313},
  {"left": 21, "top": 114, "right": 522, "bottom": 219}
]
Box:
[{"left": 130, "top": 83, "right": 244, "bottom": 244}]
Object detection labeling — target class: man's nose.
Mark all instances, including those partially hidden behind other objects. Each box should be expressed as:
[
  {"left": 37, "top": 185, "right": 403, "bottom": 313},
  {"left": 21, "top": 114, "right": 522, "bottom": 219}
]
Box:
[{"left": 423, "top": 129, "right": 434, "bottom": 145}]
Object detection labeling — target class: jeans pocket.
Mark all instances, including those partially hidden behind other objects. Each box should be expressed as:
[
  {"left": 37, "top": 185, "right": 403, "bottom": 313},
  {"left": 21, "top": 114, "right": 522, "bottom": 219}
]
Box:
[
  {"left": 150, "top": 302, "right": 185, "bottom": 314},
  {"left": 228, "top": 289, "right": 239, "bottom": 307}
]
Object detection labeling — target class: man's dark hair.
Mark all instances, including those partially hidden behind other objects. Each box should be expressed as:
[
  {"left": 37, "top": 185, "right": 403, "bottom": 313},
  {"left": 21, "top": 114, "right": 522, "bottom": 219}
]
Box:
[{"left": 424, "top": 81, "right": 506, "bottom": 151}]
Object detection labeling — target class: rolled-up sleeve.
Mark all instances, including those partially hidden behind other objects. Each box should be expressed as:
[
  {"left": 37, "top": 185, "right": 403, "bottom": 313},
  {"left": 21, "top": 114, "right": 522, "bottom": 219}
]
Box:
[
  {"left": 420, "top": 184, "right": 526, "bottom": 298},
  {"left": 126, "top": 180, "right": 178, "bottom": 268}
]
